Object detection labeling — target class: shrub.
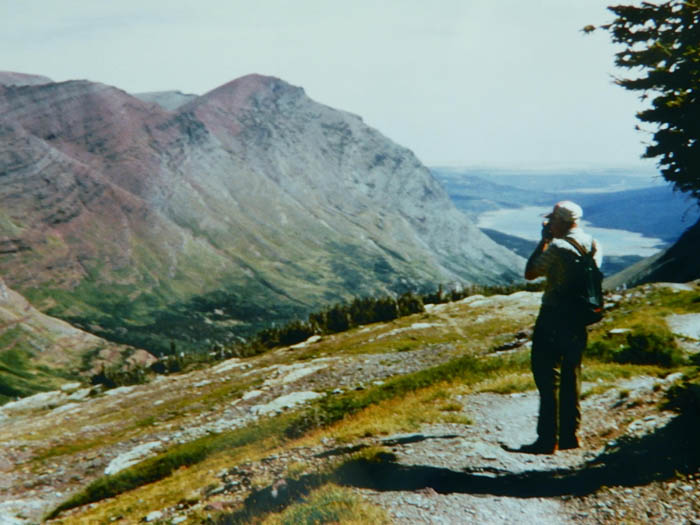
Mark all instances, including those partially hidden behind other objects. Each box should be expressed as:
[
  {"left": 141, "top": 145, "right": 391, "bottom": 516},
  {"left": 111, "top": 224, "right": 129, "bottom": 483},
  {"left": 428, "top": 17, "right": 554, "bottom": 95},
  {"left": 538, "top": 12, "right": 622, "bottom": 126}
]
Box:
[
  {"left": 614, "top": 326, "right": 685, "bottom": 368},
  {"left": 586, "top": 340, "right": 618, "bottom": 362},
  {"left": 587, "top": 325, "right": 685, "bottom": 368},
  {"left": 255, "top": 321, "right": 316, "bottom": 350},
  {"left": 90, "top": 364, "right": 150, "bottom": 389},
  {"left": 373, "top": 297, "right": 399, "bottom": 322},
  {"left": 324, "top": 305, "right": 351, "bottom": 333},
  {"left": 152, "top": 283, "right": 538, "bottom": 374}
]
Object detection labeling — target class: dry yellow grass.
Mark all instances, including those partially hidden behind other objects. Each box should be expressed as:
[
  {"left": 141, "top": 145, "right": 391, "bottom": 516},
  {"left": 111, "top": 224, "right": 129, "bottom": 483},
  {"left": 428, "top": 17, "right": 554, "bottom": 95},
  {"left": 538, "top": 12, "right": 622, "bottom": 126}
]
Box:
[
  {"left": 297, "top": 380, "right": 473, "bottom": 447},
  {"left": 260, "top": 483, "right": 392, "bottom": 525},
  {"left": 474, "top": 372, "right": 535, "bottom": 394}
]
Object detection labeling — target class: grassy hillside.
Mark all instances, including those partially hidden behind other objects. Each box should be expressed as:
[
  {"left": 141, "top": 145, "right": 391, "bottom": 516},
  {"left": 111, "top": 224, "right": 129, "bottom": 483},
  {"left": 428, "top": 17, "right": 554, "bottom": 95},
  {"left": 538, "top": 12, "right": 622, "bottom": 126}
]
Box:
[
  {"left": 1, "top": 281, "right": 697, "bottom": 523},
  {"left": 0, "top": 280, "right": 139, "bottom": 404}
]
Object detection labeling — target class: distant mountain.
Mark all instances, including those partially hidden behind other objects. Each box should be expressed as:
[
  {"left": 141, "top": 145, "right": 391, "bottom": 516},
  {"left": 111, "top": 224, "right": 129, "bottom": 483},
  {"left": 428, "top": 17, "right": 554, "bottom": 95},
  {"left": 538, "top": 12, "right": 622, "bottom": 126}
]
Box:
[
  {"left": 433, "top": 166, "right": 663, "bottom": 195},
  {"left": 433, "top": 169, "right": 699, "bottom": 244},
  {"left": 480, "top": 228, "right": 644, "bottom": 277},
  {"left": 573, "top": 186, "right": 699, "bottom": 243},
  {"left": 0, "top": 73, "right": 524, "bottom": 354},
  {"left": 133, "top": 90, "right": 198, "bottom": 111},
  {"left": 431, "top": 172, "right": 554, "bottom": 218},
  {"left": 0, "top": 71, "right": 53, "bottom": 87}
]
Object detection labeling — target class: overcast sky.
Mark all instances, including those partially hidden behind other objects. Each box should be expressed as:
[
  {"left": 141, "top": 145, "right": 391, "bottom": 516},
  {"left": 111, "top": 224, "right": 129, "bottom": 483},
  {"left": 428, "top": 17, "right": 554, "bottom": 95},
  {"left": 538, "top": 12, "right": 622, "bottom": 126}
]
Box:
[{"left": 2, "top": 0, "right": 656, "bottom": 170}]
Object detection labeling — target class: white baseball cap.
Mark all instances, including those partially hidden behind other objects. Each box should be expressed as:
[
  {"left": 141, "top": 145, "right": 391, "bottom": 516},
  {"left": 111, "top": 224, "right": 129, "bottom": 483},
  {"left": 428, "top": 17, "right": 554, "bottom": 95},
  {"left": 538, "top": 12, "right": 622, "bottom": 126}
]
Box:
[{"left": 545, "top": 200, "right": 583, "bottom": 222}]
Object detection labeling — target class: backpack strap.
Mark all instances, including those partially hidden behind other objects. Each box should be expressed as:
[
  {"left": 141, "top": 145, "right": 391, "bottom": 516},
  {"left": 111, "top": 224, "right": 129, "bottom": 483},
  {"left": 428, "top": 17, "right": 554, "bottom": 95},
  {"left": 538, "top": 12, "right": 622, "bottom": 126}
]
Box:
[
  {"left": 564, "top": 237, "right": 600, "bottom": 269},
  {"left": 563, "top": 237, "right": 588, "bottom": 257}
]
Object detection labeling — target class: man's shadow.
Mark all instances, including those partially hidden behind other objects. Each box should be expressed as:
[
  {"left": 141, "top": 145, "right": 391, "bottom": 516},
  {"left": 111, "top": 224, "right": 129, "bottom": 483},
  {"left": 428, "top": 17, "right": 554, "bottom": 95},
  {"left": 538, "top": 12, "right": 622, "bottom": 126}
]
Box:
[
  {"left": 334, "top": 413, "right": 699, "bottom": 498},
  {"left": 216, "top": 413, "right": 698, "bottom": 524}
]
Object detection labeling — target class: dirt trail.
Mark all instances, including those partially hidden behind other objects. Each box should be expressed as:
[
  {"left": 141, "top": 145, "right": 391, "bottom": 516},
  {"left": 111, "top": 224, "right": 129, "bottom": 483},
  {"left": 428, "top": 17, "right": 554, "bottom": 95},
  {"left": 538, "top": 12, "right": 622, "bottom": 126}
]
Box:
[
  {"left": 187, "top": 369, "right": 695, "bottom": 525},
  {"left": 357, "top": 391, "right": 579, "bottom": 524},
  {"left": 339, "top": 374, "right": 692, "bottom": 525}
]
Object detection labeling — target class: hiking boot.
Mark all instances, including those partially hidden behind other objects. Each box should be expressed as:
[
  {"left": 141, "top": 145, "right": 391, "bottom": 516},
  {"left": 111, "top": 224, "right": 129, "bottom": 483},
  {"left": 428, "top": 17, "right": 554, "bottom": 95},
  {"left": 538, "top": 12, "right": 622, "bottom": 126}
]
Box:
[
  {"left": 514, "top": 440, "right": 557, "bottom": 455},
  {"left": 558, "top": 436, "right": 580, "bottom": 450}
]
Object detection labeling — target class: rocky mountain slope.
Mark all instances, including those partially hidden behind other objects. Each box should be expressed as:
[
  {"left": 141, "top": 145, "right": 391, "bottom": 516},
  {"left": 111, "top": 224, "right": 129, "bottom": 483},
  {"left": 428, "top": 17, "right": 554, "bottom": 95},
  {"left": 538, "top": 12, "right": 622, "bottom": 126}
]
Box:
[
  {"left": 1, "top": 282, "right": 698, "bottom": 524},
  {"left": 0, "top": 278, "right": 152, "bottom": 404},
  {"left": 606, "top": 217, "right": 700, "bottom": 289},
  {"left": 0, "top": 73, "right": 523, "bottom": 354}
]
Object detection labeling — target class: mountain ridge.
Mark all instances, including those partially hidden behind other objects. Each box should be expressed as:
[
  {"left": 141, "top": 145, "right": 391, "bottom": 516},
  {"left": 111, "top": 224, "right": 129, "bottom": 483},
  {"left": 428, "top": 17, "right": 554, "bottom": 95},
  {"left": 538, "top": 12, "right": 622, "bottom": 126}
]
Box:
[
  {"left": 0, "top": 72, "right": 524, "bottom": 354},
  {"left": 0, "top": 71, "right": 53, "bottom": 87}
]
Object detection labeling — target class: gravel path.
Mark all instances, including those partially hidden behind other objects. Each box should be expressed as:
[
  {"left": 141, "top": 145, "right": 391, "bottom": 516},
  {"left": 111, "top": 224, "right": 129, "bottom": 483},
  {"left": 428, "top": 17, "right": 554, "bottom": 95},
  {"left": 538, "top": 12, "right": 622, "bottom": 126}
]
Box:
[
  {"left": 342, "top": 375, "right": 698, "bottom": 525},
  {"left": 356, "top": 391, "right": 579, "bottom": 524}
]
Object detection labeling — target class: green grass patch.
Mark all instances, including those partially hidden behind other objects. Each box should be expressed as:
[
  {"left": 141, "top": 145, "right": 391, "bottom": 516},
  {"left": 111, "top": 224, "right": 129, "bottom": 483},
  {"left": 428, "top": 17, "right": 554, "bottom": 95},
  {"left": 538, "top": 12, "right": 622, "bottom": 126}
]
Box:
[
  {"left": 477, "top": 372, "right": 534, "bottom": 394},
  {"left": 0, "top": 340, "right": 33, "bottom": 373},
  {"left": 586, "top": 324, "right": 686, "bottom": 368},
  {"left": 647, "top": 288, "right": 700, "bottom": 313},
  {"left": 581, "top": 361, "right": 669, "bottom": 383},
  {"left": 0, "top": 345, "right": 67, "bottom": 403},
  {"left": 46, "top": 415, "right": 288, "bottom": 519}
]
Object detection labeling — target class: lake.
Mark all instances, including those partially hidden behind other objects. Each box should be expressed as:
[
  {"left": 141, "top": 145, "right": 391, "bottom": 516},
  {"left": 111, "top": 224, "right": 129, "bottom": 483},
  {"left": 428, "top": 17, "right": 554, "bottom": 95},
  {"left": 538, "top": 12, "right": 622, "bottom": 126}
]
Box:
[{"left": 477, "top": 206, "right": 665, "bottom": 257}]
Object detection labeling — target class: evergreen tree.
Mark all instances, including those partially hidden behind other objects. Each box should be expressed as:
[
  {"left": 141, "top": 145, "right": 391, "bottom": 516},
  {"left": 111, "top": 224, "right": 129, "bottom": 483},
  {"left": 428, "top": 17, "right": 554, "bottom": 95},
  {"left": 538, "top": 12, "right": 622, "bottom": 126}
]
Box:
[{"left": 589, "top": 1, "right": 699, "bottom": 200}]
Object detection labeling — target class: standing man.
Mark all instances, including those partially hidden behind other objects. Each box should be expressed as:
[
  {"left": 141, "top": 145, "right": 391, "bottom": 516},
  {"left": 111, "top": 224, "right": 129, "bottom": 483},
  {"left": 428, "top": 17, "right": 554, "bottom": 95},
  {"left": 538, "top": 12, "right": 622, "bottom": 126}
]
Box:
[{"left": 520, "top": 201, "right": 603, "bottom": 454}]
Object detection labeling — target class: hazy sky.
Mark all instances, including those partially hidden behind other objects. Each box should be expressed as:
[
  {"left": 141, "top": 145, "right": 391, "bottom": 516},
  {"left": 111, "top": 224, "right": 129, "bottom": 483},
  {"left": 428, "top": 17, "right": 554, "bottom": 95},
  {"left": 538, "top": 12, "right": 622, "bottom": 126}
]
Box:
[{"left": 2, "top": 0, "right": 655, "bottom": 170}]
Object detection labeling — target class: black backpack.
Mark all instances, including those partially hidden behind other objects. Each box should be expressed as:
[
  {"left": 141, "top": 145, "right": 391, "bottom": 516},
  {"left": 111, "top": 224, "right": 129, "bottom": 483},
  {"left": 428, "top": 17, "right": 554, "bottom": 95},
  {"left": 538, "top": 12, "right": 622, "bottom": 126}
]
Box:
[{"left": 563, "top": 237, "right": 604, "bottom": 325}]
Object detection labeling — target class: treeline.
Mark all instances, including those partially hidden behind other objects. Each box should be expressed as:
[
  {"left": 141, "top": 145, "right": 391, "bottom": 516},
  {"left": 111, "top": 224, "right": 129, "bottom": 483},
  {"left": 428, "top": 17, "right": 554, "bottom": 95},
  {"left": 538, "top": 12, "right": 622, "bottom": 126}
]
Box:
[
  {"left": 92, "top": 281, "right": 544, "bottom": 387},
  {"left": 246, "top": 281, "right": 544, "bottom": 356},
  {"left": 249, "top": 292, "right": 424, "bottom": 351},
  {"left": 421, "top": 281, "right": 544, "bottom": 305}
]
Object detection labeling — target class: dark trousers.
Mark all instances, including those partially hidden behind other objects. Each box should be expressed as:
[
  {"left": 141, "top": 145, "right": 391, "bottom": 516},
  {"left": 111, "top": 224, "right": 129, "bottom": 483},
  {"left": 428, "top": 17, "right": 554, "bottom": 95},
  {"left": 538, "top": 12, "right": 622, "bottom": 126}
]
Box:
[{"left": 531, "top": 306, "right": 587, "bottom": 445}]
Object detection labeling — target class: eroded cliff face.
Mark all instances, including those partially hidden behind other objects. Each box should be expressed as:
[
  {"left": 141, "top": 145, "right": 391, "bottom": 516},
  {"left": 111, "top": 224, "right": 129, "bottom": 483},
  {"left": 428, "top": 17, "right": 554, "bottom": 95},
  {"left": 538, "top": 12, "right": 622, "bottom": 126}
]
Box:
[{"left": 0, "top": 73, "right": 524, "bottom": 352}]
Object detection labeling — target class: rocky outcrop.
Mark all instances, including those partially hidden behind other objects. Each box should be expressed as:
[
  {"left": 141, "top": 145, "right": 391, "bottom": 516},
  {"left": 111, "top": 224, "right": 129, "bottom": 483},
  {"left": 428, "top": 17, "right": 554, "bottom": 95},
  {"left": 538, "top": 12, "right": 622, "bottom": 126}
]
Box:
[{"left": 0, "top": 72, "right": 524, "bottom": 353}]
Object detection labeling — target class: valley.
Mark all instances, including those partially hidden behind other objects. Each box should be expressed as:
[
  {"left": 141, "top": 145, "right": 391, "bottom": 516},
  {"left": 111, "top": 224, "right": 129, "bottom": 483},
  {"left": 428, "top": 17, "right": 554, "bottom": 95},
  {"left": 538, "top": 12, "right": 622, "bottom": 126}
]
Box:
[{"left": 432, "top": 167, "right": 700, "bottom": 277}]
